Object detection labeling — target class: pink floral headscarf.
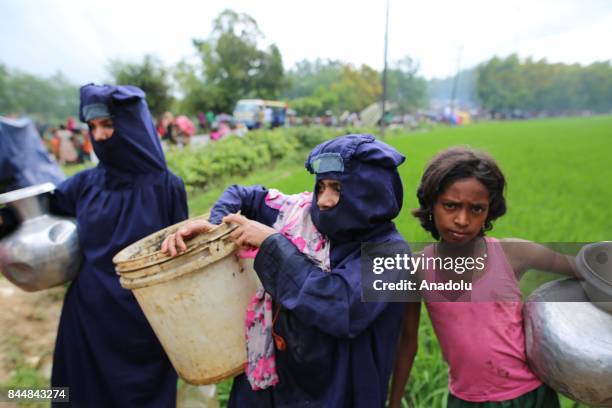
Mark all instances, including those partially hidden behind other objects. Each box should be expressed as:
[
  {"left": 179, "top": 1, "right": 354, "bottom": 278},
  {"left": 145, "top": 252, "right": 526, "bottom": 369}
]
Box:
[{"left": 243, "top": 189, "right": 330, "bottom": 390}]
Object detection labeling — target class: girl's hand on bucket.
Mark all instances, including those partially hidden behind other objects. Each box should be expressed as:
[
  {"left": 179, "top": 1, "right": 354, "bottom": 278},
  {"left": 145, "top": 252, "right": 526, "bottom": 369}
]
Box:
[
  {"left": 161, "top": 220, "right": 215, "bottom": 256},
  {"left": 223, "top": 214, "right": 277, "bottom": 248}
]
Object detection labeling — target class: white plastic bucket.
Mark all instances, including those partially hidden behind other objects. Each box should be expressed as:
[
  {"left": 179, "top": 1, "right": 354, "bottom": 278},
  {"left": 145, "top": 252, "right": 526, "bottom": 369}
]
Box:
[{"left": 113, "top": 216, "right": 260, "bottom": 384}]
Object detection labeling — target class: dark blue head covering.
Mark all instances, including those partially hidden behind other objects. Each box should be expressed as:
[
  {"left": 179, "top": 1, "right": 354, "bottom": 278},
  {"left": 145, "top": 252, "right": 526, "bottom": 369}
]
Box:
[
  {"left": 306, "top": 134, "right": 405, "bottom": 243},
  {"left": 79, "top": 84, "right": 165, "bottom": 176}
]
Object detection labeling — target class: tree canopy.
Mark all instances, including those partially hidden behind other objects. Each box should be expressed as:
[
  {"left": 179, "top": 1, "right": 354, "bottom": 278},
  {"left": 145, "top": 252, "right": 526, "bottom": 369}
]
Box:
[
  {"left": 477, "top": 54, "right": 612, "bottom": 115},
  {"left": 108, "top": 54, "right": 174, "bottom": 117},
  {"left": 0, "top": 62, "right": 78, "bottom": 123},
  {"left": 3, "top": 10, "right": 611, "bottom": 122},
  {"left": 177, "top": 9, "right": 287, "bottom": 114}
]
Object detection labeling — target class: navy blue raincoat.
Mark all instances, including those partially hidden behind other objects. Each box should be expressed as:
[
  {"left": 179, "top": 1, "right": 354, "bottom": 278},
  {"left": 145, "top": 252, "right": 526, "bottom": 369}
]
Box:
[
  {"left": 209, "top": 134, "right": 410, "bottom": 407},
  {"left": 50, "top": 84, "right": 188, "bottom": 407}
]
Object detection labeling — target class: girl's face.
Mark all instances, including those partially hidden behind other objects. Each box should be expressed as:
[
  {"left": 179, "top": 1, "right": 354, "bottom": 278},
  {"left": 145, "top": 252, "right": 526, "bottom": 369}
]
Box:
[
  {"left": 88, "top": 117, "right": 114, "bottom": 141},
  {"left": 316, "top": 179, "right": 341, "bottom": 210},
  {"left": 433, "top": 177, "right": 489, "bottom": 243}
]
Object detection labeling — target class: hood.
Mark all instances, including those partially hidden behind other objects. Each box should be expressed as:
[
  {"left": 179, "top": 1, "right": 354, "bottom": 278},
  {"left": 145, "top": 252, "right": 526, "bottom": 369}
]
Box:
[
  {"left": 79, "top": 84, "right": 166, "bottom": 175},
  {"left": 306, "top": 134, "right": 405, "bottom": 242}
]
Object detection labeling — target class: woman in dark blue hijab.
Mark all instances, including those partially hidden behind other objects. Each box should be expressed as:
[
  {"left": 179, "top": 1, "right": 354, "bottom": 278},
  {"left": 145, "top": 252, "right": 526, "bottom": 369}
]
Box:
[
  {"left": 50, "top": 84, "right": 188, "bottom": 407},
  {"left": 164, "top": 134, "right": 411, "bottom": 407}
]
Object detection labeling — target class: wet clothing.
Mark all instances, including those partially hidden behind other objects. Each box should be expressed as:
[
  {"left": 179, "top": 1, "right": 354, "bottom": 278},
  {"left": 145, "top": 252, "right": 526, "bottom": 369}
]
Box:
[
  {"left": 210, "top": 134, "right": 410, "bottom": 407},
  {"left": 425, "top": 238, "right": 544, "bottom": 402},
  {"left": 50, "top": 84, "right": 188, "bottom": 407}
]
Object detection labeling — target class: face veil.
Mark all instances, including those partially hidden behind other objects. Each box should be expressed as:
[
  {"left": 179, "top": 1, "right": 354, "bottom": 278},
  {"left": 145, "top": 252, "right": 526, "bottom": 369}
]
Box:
[
  {"left": 306, "top": 134, "right": 406, "bottom": 243},
  {"left": 79, "top": 84, "right": 166, "bottom": 176}
]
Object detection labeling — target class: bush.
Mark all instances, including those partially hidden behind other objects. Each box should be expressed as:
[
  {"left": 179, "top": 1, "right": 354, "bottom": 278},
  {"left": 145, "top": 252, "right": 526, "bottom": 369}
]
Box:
[{"left": 166, "top": 127, "right": 351, "bottom": 193}]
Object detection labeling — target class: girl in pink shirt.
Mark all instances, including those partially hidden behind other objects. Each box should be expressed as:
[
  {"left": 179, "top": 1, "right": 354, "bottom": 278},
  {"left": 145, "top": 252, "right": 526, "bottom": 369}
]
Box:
[{"left": 389, "top": 147, "right": 577, "bottom": 408}]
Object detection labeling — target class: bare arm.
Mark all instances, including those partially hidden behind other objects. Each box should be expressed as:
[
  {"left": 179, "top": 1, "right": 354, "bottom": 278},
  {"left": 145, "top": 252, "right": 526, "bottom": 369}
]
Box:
[
  {"left": 501, "top": 238, "right": 578, "bottom": 280},
  {"left": 388, "top": 301, "right": 421, "bottom": 408}
]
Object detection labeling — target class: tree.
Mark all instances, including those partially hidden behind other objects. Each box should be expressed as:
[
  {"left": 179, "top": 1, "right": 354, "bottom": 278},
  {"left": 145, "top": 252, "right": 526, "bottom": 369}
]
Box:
[
  {"left": 108, "top": 55, "right": 173, "bottom": 117},
  {"left": 283, "top": 61, "right": 384, "bottom": 116},
  {"left": 183, "top": 9, "right": 287, "bottom": 113},
  {"left": 476, "top": 55, "right": 612, "bottom": 115},
  {"left": 331, "top": 64, "right": 382, "bottom": 113},
  {"left": 0, "top": 62, "right": 78, "bottom": 123},
  {"left": 283, "top": 59, "right": 344, "bottom": 100},
  {"left": 582, "top": 61, "right": 612, "bottom": 113},
  {"left": 386, "top": 57, "right": 427, "bottom": 114},
  {"left": 477, "top": 54, "right": 529, "bottom": 114}
]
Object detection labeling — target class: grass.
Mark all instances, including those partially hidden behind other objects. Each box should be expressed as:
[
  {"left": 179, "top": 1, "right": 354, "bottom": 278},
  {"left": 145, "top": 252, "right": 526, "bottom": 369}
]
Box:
[{"left": 186, "top": 116, "right": 612, "bottom": 407}]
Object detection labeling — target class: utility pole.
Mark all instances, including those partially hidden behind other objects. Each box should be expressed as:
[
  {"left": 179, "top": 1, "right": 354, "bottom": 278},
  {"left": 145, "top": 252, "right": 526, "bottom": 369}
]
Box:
[
  {"left": 380, "top": 0, "right": 390, "bottom": 138},
  {"left": 449, "top": 46, "right": 463, "bottom": 113}
]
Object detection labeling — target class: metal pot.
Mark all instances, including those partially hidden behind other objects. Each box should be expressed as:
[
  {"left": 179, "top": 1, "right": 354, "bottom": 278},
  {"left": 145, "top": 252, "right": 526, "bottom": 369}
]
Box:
[
  {"left": 577, "top": 241, "right": 612, "bottom": 313},
  {"left": 0, "top": 183, "right": 81, "bottom": 291},
  {"left": 524, "top": 279, "right": 612, "bottom": 407}
]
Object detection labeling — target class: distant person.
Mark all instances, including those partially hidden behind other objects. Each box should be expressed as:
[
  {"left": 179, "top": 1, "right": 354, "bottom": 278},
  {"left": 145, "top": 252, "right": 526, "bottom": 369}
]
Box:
[
  {"left": 163, "top": 111, "right": 178, "bottom": 144},
  {"left": 255, "top": 106, "right": 265, "bottom": 129},
  {"left": 206, "top": 110, "right": 215, "bottom": 126},
  {"left": 56, "top": 125, "right": 78, "bottom": 164},
  {"left": 197, "top": 111, "right": 208, "bottom": 131},
  {"left": 264, "top": 107, "right": 273, "bottom": 128},
  {"left": 66, "top": 116, "right": 76, "bottom": 132},
  {"left": 81, "top": 129, "right": 93, "bottom": 162}
]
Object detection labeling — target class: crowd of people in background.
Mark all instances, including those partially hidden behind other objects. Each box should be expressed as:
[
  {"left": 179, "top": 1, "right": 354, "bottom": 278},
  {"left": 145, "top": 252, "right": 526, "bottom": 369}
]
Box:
[
  {"left": 44, "top": 120, "right": 94, "bottom": 165},
  {"left": 37, "top": 105, "right": 473, "bottom": 167}
]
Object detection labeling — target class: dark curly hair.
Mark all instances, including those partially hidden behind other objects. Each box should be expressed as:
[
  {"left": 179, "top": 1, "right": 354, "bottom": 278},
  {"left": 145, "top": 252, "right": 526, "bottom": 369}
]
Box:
[{"left": 413, "top": 147, "right": 507, "bottom": 240}]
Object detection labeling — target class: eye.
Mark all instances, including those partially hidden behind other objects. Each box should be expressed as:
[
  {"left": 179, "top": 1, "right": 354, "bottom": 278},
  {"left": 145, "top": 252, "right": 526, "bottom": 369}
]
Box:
[
  {"left": 443, "top": 202, "right": 456, "bottom": 210},
  {"left": 332, "top": 184, "right": 342, "bottom": 193},
  {"left": 472, "top": 206, "right": 486, "bottom": 214}
]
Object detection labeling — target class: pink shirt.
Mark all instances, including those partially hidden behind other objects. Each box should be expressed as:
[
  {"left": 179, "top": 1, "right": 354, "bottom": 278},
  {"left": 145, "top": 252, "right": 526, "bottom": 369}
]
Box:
[{"left": 423, "top": 237, "right": 542, "bottom": 402}]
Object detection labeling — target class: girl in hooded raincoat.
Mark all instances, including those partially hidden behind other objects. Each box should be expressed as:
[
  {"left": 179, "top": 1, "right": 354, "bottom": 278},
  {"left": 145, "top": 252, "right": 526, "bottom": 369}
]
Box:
[
  {"left": 163, "top": 134, "right": 416, "bottom": 407},
  {"left": 50, "top": 84, "right": 188, "bottom": 407}
]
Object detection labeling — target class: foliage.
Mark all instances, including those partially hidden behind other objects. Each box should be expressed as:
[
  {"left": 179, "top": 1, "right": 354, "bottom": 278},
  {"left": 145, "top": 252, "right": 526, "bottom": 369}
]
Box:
[
  {"left": 0, "top": 62, "right": 78, "bottom": 124},
  {"left": 107, "top": 54, "right": 174, "bottom": 117},
  {"left": 285, "top": 57, "right": 427, "bottom": 116},
  {"left": 283, "top": 59, "right": 344, "bottom": 99},
  {"left": 178, "top": 9, "right": 287, "bottom": 114},
  {"left": 386, "top": 57, "right": 428, "bottom": 114},
  {"left": 285, "top": 62, "right": 382, "bottom": 116},
  {"left": 477, "top": 54, "right": 612, "bottom": 115},
  {"left": 165, "top": 127, "right": 344, "bottom": 193}
]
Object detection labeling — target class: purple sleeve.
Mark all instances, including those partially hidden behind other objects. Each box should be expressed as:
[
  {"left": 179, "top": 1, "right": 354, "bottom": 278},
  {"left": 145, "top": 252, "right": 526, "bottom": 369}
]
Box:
[{"left": 208, "top": 185, "right": 279, "bottom": 226}]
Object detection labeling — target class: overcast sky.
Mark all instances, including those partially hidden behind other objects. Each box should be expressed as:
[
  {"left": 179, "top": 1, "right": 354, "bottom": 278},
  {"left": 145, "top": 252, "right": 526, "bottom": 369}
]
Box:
[{"left": 1, "top": 0, "right": 611, "bottom": 85}]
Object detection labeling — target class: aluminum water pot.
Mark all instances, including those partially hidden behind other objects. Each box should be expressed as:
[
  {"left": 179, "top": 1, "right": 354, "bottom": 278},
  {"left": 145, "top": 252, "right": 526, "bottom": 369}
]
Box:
[
  {"left": 0, "top": 183, "right": 81, "bottom": 291},
  {"left": 524, "top": 279, "right": 612, "bottom": 407}
]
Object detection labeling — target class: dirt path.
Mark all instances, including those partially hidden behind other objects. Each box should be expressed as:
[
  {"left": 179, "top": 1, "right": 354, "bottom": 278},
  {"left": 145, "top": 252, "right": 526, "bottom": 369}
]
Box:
[
  {"left": 0, "top": 278, "right": 219, "bottom": 406},
  {"left": 0, "top": 277, "right": 64, "bottom": 384}
]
